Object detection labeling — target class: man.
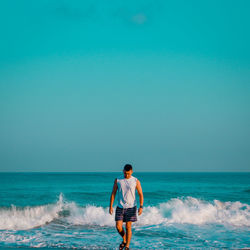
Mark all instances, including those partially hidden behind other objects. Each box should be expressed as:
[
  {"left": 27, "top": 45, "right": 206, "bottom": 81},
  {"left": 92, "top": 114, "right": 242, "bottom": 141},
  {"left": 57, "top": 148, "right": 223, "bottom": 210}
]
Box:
[{"left": 109, "top": 164, "right": 144, "bottom": 250}]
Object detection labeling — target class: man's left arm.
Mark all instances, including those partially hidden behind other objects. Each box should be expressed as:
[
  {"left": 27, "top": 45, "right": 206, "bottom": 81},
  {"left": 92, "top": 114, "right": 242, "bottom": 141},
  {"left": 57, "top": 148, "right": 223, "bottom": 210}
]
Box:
[{"left": 136, "top": 179, "right": 144, "bottom": 215}]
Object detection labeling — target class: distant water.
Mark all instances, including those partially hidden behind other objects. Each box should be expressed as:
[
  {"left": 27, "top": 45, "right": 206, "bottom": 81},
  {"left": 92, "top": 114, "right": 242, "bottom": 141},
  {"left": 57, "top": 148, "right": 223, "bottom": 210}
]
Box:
[{"left": 0, "top": 172, "right": 249, "bottom": 249}]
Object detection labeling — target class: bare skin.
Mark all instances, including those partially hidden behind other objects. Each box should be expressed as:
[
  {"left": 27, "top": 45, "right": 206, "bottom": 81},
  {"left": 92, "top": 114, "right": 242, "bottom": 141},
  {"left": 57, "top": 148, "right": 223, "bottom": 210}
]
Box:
[{"left": 109, "top": 169, "right": 144, "bottom": 248}]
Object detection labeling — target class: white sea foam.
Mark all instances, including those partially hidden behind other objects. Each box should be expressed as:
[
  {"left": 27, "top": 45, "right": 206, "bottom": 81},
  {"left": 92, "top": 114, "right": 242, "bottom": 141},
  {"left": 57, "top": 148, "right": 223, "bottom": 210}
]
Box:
[
  {"left": 65, "top": 202, "right": 115, "bottom": 226},
  {"left": 66, "top": 197, "right": 250, "bottom": 227},
  {"left": 139, "top": 197, "right": 250, "bottom": 227},
  {"left": 0, "top": 195, "right": 249, "bottom": 230},
  {"left": 0, "top": 194, "right": 64, "bottom": 230}
]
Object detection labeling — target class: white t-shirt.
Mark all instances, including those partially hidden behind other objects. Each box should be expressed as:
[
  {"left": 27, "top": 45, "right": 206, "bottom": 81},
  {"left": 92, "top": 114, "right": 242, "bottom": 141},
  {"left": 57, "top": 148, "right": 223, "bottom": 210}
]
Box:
[{"left": 117, "top": 175, "right": 137, "bottom": 208}]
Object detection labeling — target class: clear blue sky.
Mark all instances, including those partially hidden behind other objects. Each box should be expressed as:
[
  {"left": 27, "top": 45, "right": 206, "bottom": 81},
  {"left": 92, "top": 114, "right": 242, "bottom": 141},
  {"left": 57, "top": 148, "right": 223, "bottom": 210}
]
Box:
[{"left": 0, "top": 0, "right": 249, "bottom": 172}]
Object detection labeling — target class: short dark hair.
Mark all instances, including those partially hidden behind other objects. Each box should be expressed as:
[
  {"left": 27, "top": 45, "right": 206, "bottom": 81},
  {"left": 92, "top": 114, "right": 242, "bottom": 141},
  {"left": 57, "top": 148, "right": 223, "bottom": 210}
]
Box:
[{"left": 123, "top": 164, "right": 133, "bottom": 171}]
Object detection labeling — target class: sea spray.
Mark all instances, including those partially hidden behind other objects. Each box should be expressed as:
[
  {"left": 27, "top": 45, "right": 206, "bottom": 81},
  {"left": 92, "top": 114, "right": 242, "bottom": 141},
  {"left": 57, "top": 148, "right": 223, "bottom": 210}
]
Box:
[
  {"left": 160, "top": 197, "right": 250, "bottom": 226},
  {"left": 65, "top": 203, "right": 115, "bottom": 226},
  {"left": 0, "top": 194, "right": 249, "bottom": 230},
  {"left": 0, "top": 193, "right": 64, "bottom": 230}
]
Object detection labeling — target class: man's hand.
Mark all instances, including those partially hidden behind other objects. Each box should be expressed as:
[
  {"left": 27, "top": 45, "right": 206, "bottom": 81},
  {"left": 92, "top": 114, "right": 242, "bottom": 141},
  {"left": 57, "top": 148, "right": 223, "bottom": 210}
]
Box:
[
  {"left": 109, "top": 207, "right": 113, "bottom": 215},
  {"left": 138, "top": 207, "right": 143, "bottom": 215}
]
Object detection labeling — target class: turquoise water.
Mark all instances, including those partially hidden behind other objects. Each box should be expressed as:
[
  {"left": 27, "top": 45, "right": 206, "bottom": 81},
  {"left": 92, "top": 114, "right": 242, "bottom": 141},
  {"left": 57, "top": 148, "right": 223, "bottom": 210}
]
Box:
[{"left": 0, "top": 172, "right": 249, "bottom": 249}]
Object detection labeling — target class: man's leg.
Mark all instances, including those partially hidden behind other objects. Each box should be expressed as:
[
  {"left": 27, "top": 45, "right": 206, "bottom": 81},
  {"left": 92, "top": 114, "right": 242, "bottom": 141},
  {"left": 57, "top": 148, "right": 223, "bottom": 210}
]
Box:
[
  {"left": 125, "top": 221, "right": 132, "bottom": 248},
  {"left": 116, "top": 220, "right": 126, "bottom": 243}
]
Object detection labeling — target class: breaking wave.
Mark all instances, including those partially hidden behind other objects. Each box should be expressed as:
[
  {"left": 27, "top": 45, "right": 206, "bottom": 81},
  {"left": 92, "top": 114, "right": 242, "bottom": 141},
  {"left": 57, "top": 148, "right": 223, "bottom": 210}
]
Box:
[
  {"left": 0, "top": 194, "right": 64, "bottom": 230},
  {"left": 0, "top": 194, "right": 249, "bottom": 230},
  {"left": 140, "top": 197, "right": 250, "bottom": 227}
]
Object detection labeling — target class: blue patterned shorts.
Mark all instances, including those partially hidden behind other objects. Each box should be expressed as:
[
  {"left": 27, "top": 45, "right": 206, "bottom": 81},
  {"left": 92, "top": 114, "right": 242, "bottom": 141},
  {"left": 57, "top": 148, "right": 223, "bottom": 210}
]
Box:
[{"left": 115, "top": 206, "right": 137, "bottom": 222}]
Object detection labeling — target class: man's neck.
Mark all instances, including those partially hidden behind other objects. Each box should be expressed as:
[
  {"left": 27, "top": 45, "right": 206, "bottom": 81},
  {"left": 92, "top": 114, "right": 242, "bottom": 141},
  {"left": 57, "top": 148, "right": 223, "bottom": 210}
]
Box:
[{"left": 124, "top": 176, "right": 132, "bottom": 179}]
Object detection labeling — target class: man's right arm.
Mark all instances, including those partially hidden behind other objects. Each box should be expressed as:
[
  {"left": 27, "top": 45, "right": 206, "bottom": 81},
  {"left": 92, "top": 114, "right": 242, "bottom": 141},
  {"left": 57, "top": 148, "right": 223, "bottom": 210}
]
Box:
[{"left": 109, "top": 178, "right": 118, "bottom": 215}]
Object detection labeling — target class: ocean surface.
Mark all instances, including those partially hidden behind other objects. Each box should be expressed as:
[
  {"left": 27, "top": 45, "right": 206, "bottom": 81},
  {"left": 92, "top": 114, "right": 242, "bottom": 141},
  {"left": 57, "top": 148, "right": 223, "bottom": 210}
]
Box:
[{"left": 0, "top": 172, "right": 249, "bottom": 249}]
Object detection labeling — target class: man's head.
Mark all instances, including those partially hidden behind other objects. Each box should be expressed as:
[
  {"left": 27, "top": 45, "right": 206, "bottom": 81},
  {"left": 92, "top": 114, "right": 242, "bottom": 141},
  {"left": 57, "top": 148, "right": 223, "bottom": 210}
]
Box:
[{"left": 123, "top": 164, "right": 133, "bottom": 179}]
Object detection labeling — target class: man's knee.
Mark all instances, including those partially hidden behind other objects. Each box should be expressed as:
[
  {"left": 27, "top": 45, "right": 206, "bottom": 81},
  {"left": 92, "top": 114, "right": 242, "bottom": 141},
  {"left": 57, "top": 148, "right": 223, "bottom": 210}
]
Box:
[
  {"left": 116, "top": 224, "right": 123, "bottom": 232},
  {"left": 126, "top": 223, "right": 132, "bottom": 231}
]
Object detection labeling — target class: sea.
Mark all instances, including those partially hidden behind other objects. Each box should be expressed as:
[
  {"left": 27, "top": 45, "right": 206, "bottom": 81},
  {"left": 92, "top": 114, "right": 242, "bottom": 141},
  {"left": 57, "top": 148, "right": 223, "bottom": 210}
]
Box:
[{"left": 0, "top": 172, "right": 249, "bottom": 249}]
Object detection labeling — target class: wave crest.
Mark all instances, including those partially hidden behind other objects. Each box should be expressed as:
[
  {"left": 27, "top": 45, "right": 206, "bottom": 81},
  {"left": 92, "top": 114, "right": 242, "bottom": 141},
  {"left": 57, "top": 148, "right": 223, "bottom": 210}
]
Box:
[
  {"left": 0, "top": 195, "right": 249, "bottom": 230},
  {"left": 0, "top": 194, "right": 64, "bottom": 230},
  {"left": 140, "top": 197, "right": 250, "bottom": 227}
]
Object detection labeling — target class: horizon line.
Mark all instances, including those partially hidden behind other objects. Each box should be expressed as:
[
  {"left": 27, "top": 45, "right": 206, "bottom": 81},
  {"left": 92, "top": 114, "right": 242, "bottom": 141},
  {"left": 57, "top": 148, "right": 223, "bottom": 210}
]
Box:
[{"left": 0, "top": 171, "right": 249, "bottom": 173}]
